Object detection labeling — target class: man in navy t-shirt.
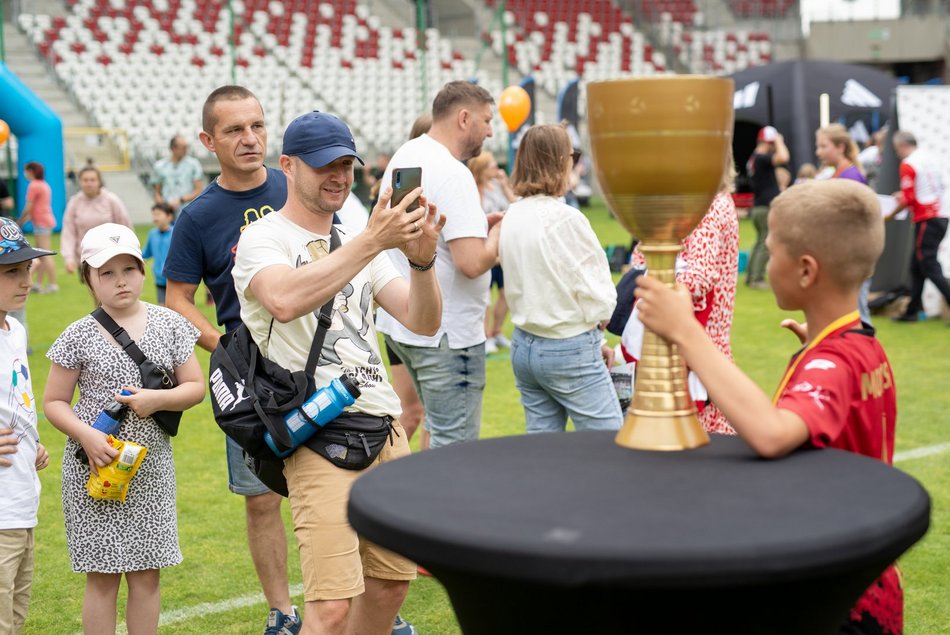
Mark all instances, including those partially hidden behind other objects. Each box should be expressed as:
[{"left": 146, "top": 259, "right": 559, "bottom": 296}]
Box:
[{"left": 162, "top": 86, "right": 299, "bottom": 634}]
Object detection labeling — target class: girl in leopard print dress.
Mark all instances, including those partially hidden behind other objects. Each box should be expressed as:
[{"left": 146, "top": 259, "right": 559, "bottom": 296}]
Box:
[{"left": 43, "top": 224, "right": 204, "bottom": 634}]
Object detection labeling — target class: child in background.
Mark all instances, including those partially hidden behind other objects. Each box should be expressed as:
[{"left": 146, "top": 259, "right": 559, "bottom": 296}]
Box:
[
  {"left": 0, "top": 218, "right": 53, "bottom": 634},
  {"left": 795, "top": 162, "right": 817, "bottom": 185},
  {"left": 43, "top": 223, "right": 204, "bottom": 635},
  {"left": 635, "top": 179, "right": 902, "bottom": 635},
  {"left": 775, "top": 166, "right": 792, "bottom": 192},
  {"left": 143, "top": 202, "right": 175, "bottom": 305}
]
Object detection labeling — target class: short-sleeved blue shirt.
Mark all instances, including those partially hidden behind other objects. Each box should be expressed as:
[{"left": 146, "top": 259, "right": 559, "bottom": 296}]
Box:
[
  {"left": 142, "top": 225, "right": 174, "bottom": 287},
  {"left": 163, "top": 167, "right": 288, "bottom": 332}
]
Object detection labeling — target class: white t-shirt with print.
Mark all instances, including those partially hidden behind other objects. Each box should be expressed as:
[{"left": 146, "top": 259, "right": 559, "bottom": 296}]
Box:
[
  {"left": 0, "top": 316, "right": 41, "bottom": 530},
  {"left": 375, "top": 134, "right": 490, "bottom": 349},
  {"left": 232, "top": 213, "right": 403, "bottom": 418}
]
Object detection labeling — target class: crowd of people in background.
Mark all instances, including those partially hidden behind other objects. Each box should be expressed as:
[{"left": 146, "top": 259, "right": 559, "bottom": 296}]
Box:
[{"left": 0, "top": 76, "right": 945, "bottom": 635}]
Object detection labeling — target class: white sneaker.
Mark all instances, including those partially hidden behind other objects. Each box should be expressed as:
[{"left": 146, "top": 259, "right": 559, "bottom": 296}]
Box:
[
  {"left": 493, "top": 333, "right": 511, "bottom": 349},
  {"left": 485, "top": 339, "right": 498, "bottom": 355}
]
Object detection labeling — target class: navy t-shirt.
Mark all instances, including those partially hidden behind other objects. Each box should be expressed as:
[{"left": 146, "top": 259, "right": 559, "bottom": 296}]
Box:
[{"left": 163, "top": 167, "right": 288, "bottom": 332}]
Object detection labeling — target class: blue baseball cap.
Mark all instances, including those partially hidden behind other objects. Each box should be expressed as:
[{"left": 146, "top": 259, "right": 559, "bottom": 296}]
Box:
[
  {"left": 0, "top": 218, "right": 56, "bottom": 265},
  {"left": 282, "top": 111, "right": 364, "bottom": 168}
]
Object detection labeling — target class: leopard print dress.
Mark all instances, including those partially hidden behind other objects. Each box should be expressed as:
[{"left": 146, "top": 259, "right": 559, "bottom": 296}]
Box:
[{"left": 47, "top": 304, "right": 199, "bottom": 573}]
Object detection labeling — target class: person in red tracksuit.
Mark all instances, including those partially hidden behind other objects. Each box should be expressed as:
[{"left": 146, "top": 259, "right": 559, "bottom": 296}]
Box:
[{"left": 887, "top": 130, "right": 950, "bottom": 322}]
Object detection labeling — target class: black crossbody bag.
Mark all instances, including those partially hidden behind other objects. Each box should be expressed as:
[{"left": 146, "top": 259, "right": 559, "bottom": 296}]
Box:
[{"left": 91, "top": 308, "right": 182, "bottom": 436}]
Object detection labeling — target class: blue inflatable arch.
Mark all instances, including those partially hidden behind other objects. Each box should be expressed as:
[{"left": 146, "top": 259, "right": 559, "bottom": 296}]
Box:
[{"left": 0, "top": 62, "right": 66, "bottom": 230}]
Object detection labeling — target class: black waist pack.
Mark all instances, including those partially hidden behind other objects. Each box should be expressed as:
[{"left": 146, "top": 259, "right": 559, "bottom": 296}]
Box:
[
  {"left": 209, "top": 324, "right": 314, "bottom": 461},
  {"left": 305, "top": 412, "right": 396, "bottom": 471},
  {"left": 92, "top": 309, "right": 182, "bottom": 436},
  {"left": 243, "top": 414, "right": 396, "bottom": 498}
]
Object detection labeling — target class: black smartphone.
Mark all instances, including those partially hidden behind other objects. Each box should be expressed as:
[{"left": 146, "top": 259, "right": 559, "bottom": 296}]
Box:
[{"left": 391, "top": 167, "right": 422, "bottom": 211}]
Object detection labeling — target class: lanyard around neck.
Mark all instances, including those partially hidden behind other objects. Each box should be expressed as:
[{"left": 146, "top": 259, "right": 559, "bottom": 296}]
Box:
[{"left": 772, "top": 310, "right": 861, "bottom": 405}]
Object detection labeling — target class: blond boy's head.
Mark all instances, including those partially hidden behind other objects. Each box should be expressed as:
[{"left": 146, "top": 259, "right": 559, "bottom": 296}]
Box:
[{"left": 769, "top": 179, "right": 883, "bottom": 292}]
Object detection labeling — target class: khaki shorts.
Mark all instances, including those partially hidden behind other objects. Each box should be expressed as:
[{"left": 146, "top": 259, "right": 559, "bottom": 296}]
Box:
[
  {"left": 0, "top": 528, "right": 35, "bottom": 634},
  {"left": 284, "top": 419, "right": 416, "bottom": 601}
]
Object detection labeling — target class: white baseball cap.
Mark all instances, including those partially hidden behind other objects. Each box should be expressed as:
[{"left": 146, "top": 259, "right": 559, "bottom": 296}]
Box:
[
  {"left": 80, "top": 223, "right": 143, "bottom": 268},
  {"left": 758, "top": 125, "right": 778, "bottom": 142}
]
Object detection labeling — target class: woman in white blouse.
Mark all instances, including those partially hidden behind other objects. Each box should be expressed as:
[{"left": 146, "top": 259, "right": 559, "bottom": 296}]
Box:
[{"left": 500, "top": 124, "right": 622, "bottom": 433}]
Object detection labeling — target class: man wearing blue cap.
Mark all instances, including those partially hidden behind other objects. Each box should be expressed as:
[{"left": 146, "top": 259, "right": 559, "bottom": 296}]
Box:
[{"left": 232, "top": 111, "right": 443, "bottom": 635}]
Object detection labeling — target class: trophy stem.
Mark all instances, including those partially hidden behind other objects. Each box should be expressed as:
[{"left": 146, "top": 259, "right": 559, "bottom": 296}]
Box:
[{"left": 615, "top": 244, "right": 710, "bottom": 451}]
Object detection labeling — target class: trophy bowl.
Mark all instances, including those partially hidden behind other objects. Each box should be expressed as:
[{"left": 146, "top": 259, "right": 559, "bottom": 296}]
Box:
[{"left": 587, "top": 76, "right": 734, "bottom": 450}]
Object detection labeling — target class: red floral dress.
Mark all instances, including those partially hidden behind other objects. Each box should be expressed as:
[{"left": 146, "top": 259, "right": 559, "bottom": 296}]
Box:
[{"left": 629, "top": 192, "right": 740, "bottom": 434}]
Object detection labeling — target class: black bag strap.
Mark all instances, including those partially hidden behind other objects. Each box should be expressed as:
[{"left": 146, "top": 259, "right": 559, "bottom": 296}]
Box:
[
  {"left": 245, "top": 225, "right": 343, "bottom": 448},
  {"left": 303, "top": 225, "right": 342, "bottom": 377},
  {"left": 91, "top": 307, "right": 149, "bottom": 366}
]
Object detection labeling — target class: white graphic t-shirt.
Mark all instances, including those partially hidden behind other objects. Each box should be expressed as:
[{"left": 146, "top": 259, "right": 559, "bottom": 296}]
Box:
[
  {"left": 232, "top": 213, "right": 402, "bottom": 418},
  {"left": 0, "top": 316, "right": 41, "bottom": 530}
]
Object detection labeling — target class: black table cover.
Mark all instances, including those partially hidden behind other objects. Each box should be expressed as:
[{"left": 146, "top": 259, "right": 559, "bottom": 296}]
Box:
[{"left": 349, "top": 432, "right": 930, "bottom": 634}]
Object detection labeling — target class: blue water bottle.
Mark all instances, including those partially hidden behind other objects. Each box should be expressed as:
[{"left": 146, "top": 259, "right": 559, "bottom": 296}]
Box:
[
  {"left": 77, "top": 390, "right": 133, "bottom": 465},
  {"left": 265, "top": 375, "right": 361, "bottom": 458},
  {"left": 91, "top": 390, "right": 133, "bottom": 435}
]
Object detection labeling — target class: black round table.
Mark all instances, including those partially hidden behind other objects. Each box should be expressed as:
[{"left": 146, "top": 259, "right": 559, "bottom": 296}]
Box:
[{"left": 348, "top": 433, "right": 930, "bottom": 634}]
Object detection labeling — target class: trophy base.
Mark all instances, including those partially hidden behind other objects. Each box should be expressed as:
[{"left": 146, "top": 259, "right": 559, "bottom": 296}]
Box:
[{"left": 615, "top": 409, "right": 710, "bottom": 451}]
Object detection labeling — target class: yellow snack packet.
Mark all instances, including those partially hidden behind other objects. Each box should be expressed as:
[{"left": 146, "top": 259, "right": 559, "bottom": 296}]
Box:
[{"left": 86, "top": 436, "right": 148, "bottom": 502}]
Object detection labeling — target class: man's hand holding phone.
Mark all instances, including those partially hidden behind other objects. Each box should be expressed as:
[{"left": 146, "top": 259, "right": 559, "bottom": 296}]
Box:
[
  {"left": 368, "top": 180, "right": 445, "bottom": 258},
  {"left": 401, "top": 195, "right": 446, "bottom": 269}
]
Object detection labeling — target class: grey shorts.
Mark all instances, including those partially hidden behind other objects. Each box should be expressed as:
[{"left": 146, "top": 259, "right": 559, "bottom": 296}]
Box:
[{"left": 225, "top": 436, "right": 271, "bottom": 496}]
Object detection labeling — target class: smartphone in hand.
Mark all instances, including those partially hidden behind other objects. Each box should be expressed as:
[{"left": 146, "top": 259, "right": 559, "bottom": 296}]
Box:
[{"left": 391, "top": 167, "right": 422, "bottom": 211}]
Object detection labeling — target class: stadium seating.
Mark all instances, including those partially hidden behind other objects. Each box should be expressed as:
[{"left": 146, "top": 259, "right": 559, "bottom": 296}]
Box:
[
  {"left": 484, "top": 0, "right": 664, "bottom": 98},
  {"left": 484, "top": 0, "right": 770, "bottom": 95},
  {"left": 19, "top": 0, "right": 508, "bottom": 164},
  {"left": 17, "top": 1, "right": 775, "bottom": 164},
  {"left": 728, "top": 0, "right": 796, "bottom": 19},
  {"left": 637, "top": 0, "right": 697, "bottom": 24},
  {"left": 638, "top": 4, "right": 773, "bottom": 75}
]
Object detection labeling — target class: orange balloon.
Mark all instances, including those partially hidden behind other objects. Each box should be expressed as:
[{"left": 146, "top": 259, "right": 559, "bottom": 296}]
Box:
[
  {"left": 0, "top": 120, "right": 9, "bottom": 145},
  {"left": 499, "top": 86, "right": 531, "bottom": 133}
]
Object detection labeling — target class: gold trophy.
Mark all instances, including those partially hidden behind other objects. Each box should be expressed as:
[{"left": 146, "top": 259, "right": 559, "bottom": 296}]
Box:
[{"left": 587, "top": 76, "right": 734, "bottom": 450}]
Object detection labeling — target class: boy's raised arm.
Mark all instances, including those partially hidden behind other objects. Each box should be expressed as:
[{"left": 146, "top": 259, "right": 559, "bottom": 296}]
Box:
[{"left": 635, "top": 276, "right": 809, "bottom": 458}]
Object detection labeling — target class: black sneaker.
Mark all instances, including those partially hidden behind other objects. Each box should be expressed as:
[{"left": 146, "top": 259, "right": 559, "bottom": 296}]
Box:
[{"left": 891, "top": 313, "right": 919, "bottom": 323}]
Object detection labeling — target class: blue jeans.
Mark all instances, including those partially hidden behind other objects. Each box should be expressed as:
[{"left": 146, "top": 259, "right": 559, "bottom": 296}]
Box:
[
  {"left": 385, "top": 334, "right": 485, "bottom": 449},
  {"left": 225, "top": 436, "right": 270, "bottom": 496},
  {"left": 511, "top": 328, "right": 623, "bottom": 433}
]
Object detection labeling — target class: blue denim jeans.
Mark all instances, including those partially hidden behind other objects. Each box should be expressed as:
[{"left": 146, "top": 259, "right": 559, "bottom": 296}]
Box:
[
  {"left": 511, "top": 328, "right": 623, "bottom": 433},
  {"left": 225, "top": 436, "right": 270, "bottom": 496},
  {"left": 384, "top": 334, "right": 485, "bottom": 448}
]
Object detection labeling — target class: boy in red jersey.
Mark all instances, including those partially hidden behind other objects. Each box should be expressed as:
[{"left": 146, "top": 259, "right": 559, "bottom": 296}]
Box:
[{"left": 636, "top": 178, "right": 901, "bottom": 635}]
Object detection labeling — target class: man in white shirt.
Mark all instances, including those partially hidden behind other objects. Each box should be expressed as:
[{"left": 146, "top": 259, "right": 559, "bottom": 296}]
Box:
[
  {"left": 232, "top": 111, "right": 444, "bottom": 635},
  {"left": 376, "top": 81, "right": 501, "bottom": 448}
]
